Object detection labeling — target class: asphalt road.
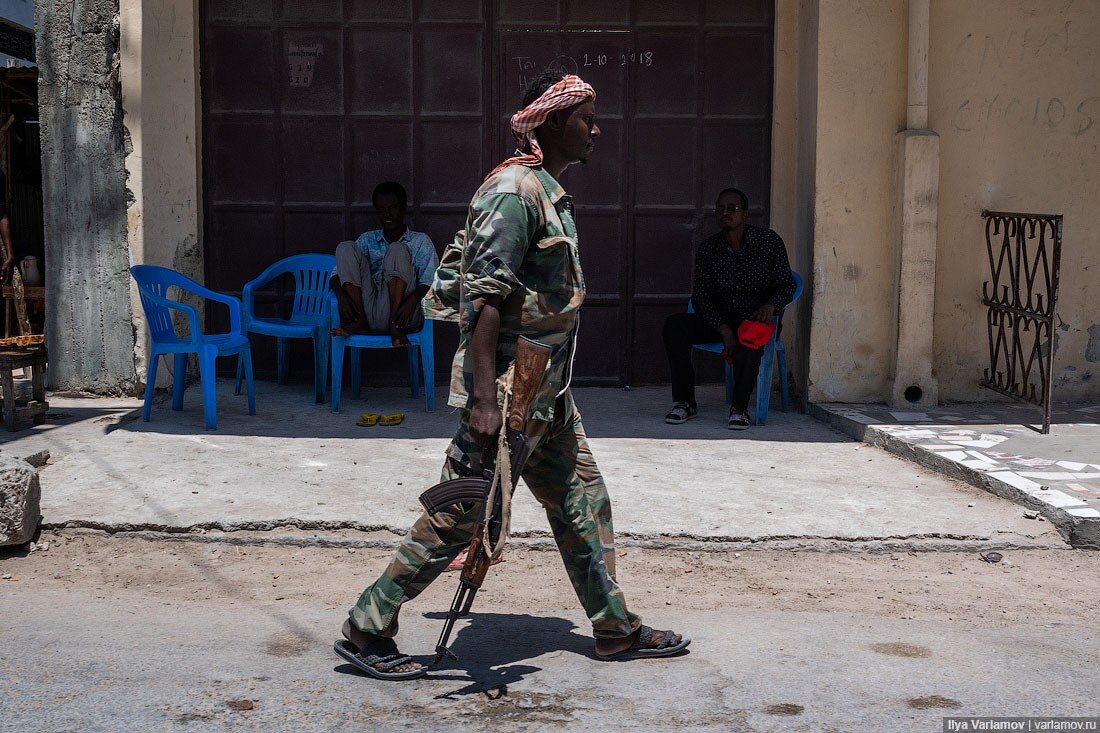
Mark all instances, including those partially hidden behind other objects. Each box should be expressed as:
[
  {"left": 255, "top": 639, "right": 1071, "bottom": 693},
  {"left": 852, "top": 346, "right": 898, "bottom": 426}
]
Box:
[{"left": 2, "top": 536, "right": 1098, "bottom": 732}]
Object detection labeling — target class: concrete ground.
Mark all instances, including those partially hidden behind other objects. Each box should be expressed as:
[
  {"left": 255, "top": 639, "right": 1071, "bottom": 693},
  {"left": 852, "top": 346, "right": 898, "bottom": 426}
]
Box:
[
  {"left": 811, "top": 402, "right": 1100, "bottom": 548},
  {"left": 21, "top": 380, "right": 1063, "bottom": 550}
]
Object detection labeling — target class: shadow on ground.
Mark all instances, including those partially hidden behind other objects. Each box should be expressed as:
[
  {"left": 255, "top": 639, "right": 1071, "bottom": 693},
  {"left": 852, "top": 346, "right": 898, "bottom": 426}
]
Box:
[
  {"left": 334, "top": 612, "right": 599, "bottom": 698},
  {"left": 115, "top": 379, "right": 849, "bottom": 443},
  {"left": 0, "top": 404, "right": 143, "bottom": 449}
]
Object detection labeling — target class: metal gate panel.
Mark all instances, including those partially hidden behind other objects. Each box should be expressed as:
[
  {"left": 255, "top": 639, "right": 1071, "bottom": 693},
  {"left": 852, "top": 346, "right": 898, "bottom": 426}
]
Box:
[{"left": 201, "top": 0, "right": 773, "bottom": 385}]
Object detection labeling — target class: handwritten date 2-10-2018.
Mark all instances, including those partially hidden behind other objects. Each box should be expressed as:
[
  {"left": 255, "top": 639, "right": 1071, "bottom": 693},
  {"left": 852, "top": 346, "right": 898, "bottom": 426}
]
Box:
[
  {"left": 584, "top": 51, "right": 654, "bottom": 67},
  {"left": 512, "top": 52, "right": 655, "bottom": 91}
]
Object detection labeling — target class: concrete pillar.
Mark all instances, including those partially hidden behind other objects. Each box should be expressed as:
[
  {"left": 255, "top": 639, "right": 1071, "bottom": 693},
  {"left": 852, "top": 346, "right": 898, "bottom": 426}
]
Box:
[
  {"left": 121, "top": 0, "right": 204, "bottom": 386},
  {"left": 891, "top": 130, "right": 940, "bottom": 407},
  {"left": 905, "top": 0, "right": 929, "bottom": 129},
  {"left": 890, "top": 0, "right": 939, "bottom": 407},
  {"left": 37, "top": 0, "right": 138, "bottom": 393}
]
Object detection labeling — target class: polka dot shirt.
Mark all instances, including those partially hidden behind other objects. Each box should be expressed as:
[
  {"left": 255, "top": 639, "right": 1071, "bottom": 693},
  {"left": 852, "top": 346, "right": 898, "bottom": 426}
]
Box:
[{"left": 692, "top": 224, "right": 795, "bottom": 330}]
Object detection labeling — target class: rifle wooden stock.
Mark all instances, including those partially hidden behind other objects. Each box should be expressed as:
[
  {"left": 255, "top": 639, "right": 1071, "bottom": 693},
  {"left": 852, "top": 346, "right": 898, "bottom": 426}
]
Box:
[
  {"left": 506, "top": 337, "right": 552, "bottom": 432},
  {"left": 460, "top": 529, "right": 490, "bottom": 586}
]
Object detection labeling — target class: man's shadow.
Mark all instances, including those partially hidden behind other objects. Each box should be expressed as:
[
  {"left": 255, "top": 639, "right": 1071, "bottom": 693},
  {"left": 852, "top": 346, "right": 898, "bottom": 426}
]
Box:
[{"left": 334, "top": 612, "right": 593, "bottom": 698}]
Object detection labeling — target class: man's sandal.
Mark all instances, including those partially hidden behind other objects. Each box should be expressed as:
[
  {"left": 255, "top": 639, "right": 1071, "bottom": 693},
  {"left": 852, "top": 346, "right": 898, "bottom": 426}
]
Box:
[
  {"left": 333, "top": 638, "right": 426, "bottom": 681},
  {"left": 356, "top": 413, "right": 380, "bottom": 427},
  {"left": 594, "top": 625, "right": 691, "bottom": 661}
]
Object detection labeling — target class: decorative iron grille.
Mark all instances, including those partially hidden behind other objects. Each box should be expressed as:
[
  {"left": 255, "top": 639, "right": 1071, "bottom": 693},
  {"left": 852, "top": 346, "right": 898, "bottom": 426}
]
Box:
[{"left": 980, "top": 210, "right": 1062, "bottom": 433}]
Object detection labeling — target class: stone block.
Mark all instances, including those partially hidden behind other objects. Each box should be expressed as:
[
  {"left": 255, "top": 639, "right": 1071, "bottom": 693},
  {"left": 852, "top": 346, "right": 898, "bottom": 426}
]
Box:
[
  {"left": 0, "top": 454, "right": 41, "bottom": 546},
  {"left": 21, "top": 449, "right": 51, "bottom": 468}
]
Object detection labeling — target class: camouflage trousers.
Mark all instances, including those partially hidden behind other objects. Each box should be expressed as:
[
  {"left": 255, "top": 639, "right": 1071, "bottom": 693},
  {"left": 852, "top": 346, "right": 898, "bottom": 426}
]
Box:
[{"left": 348, "top": 390, "right": 641, "bottom": 639}]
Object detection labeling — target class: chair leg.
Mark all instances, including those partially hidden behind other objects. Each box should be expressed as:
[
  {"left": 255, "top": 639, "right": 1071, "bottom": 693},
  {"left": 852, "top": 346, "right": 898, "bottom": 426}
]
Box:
[
  {"left": 313, "top": 330, "right": 329, "bottom": 403},
  {"left": 777, "top": 343, "right": 790, "bottom": 412},
  {"left": 321, "top": 334, "right": 330, "bottom": 398},
  {"left": 350, "top": 348, "right": 362, "bottom": 400},
  {"left": 198, "top": 347, "right": 218, "bottom": 430},
  {"left": 276, "top": 337, "right": 289, "bottom": 385},
  {"left": 331, "top": 337, "right": 346, "bottom": 413},
  {"left": 172, "top": 353, "right": 188, "bottom": 411},
  {"left": 234, "top": 336, "right": 247, "bottom": 396},
  {"left": 242, "top": 346, "right": 256, "bottom": 415},
  {"left": 421, "top": 337, "right": 435, "bottom": 412},
  {"left": 408, "top": 345, "right": 420, "bottom": 399},
  {"left": 142, "top": 353, "right": 159, "bottom": 422},
  {"left": 312, "top": 334, "right": 324, "bottom": 404},
  {"left": 755, "top": 340, "right": 777, "bottom": 426}
]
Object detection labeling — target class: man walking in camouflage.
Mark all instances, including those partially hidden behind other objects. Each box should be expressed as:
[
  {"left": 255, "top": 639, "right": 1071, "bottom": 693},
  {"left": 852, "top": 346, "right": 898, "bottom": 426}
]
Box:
[{"left": 335, "top": 70, "right": 690, "bottom": 680}]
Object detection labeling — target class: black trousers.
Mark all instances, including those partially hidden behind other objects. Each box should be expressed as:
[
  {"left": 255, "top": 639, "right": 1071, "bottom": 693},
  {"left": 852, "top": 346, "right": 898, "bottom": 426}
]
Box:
[{"left": 662, "top": 312, "right": 764, "bottom": 412}]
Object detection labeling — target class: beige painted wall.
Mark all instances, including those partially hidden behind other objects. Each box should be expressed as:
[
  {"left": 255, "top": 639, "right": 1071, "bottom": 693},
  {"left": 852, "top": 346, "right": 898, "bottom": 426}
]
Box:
[
  {"left": 930, "top": 1, "right": 1100, "bottom": 401},
  {"left": 806, "top": 0, "right": 908, "bottom": 402},
  {"left": 769, "top": 0, "right": 812, "bottom": 402},
  {"left": 120, "top": 0, "right": 204, "bottom": 383}
]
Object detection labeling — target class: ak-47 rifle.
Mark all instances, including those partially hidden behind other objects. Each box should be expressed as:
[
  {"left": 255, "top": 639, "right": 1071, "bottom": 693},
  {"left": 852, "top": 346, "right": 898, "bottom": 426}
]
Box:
[{"left": 418, "top": 336, "right": 552, "bottom": 665}]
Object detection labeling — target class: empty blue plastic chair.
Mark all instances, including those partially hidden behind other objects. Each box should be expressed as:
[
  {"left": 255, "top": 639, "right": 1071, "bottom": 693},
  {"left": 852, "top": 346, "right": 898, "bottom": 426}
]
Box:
[
  {"left": 328, "top": 293, "right": 435, "bottom": 412},
  {"left": 691, "top": 271, "right": 804, "bottom": 425},
  {"left": 234, "top": 254, "right": 336, "bottom": 403},
  {"left": 131, "top": 265, "right": 255, "bottom": 430}
]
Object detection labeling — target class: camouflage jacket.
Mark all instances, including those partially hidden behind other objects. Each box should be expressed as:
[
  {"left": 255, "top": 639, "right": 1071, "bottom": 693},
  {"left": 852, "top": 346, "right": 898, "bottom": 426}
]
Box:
[{"left": 423, "top": 165, "right": 585, "bottom": 422}]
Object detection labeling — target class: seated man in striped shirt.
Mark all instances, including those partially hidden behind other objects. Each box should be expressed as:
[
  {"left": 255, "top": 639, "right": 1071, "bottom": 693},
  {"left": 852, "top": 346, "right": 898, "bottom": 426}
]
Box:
[
  {"left": 662, "top": 187, "right": 795, "bottom": 430},
  {"left": 331, "top": 181, "right": 439, "bottom": 346}
]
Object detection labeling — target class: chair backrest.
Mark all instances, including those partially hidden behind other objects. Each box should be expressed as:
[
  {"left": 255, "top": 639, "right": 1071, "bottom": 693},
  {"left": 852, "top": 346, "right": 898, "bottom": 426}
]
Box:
[
  {"left": 265, "top": 254, "right": 336, "bottom": 324},
  {"left": 130, "top": 265, "right": 201, "bottom": 342},
  {"left": 789, "top": 271, "right": 805, "bottom": 306}
]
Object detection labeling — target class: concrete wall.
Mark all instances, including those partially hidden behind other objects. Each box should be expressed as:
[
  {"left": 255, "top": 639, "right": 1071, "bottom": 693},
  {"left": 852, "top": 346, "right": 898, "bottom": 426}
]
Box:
[
  {"left": 37, "top": 0, "right": 138, "bottom": 394},
  {"left": 930, "top": 1, "right": 1100, "bottom": 401},
  {"left": 120, "top": 0, "right": 203, "bottom": 385},
  {"left": 805, "top": 0, "right": 908, "bottom": 402}
]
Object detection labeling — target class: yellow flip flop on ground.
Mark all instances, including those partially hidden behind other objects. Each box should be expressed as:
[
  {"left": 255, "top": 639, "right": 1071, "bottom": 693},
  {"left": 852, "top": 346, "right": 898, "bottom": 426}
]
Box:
[
  {"left": 378, "top": 412, "right": 405, "bottom": 426},
  {"left": 356, "top": 413, "right": 380, "bottom": 427}
]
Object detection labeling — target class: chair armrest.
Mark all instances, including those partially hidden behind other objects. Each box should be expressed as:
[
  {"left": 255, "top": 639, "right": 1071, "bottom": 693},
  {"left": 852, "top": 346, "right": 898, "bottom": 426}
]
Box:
[
  {"left": 137, "top": 286, "right": 202, "bottom": 342},
  {"left": 245, "top": 261, "right": 289, "bottom": 293},
  {"left": 240, "top": 281, "right": 257, "bottom": 327},
  {"left": 177, "top": 281, "right": 243, "bottom": 335},
  {"left": 239, "top": 260, "right": 291, "bottom": 326}
]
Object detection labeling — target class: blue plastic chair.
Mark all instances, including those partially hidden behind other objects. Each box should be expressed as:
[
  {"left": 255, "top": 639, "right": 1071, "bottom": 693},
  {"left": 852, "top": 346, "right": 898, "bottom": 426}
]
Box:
[
  {"left": 328, "top": 293, "right": 435, "bottom": 412},
  {"left": 234, "top": 254, "right": 336, "bottom": 403},
  {"left": 130, "top": 265, "right": 255, "bottom": 430},
  {"left": 691, "top": 271, "right": 804, "bottom": 425}
]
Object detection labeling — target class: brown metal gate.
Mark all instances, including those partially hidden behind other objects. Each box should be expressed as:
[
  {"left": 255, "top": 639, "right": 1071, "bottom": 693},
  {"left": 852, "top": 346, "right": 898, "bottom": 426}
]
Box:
[{"left": 201, "top": 0, "right": 774, "bottom": 385}]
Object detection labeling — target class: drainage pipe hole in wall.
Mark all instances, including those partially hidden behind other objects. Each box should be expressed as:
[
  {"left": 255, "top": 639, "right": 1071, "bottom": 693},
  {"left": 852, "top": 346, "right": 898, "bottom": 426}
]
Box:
[{"left": 904, "top": 385, "right": 924, "bottom": 403}]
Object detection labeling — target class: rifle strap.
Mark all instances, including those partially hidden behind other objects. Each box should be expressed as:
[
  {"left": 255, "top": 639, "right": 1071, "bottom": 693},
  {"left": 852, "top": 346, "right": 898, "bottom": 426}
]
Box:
[{"left": 481, "top": 366, "right": 515, "bottom": 561}]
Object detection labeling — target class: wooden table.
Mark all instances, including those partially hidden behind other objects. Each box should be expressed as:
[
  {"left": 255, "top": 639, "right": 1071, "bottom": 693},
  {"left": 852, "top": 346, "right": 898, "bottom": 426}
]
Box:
[{"left": 0, "top": 345, "right": 48, "bottom": 431}]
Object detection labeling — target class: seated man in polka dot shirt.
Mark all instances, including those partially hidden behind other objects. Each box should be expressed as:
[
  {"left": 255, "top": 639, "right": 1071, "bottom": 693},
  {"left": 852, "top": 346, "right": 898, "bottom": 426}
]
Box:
[{"left": 662, "top": 187, "right": 795, "bottom": 430}]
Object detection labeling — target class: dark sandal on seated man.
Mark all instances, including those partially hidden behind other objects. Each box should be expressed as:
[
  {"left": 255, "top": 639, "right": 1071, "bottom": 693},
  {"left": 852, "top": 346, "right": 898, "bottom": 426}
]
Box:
[
  {"left": 333, "top": 626, "right": 427, "bottom": 681},
  {"left": 595, "top": 625, "right": 691, "bottom": 661}
]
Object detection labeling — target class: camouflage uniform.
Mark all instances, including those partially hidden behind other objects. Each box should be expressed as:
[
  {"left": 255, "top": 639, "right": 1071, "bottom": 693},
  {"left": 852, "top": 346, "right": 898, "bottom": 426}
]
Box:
[{"left": 349, "top": 165, "right": 641, "bottom": 640}]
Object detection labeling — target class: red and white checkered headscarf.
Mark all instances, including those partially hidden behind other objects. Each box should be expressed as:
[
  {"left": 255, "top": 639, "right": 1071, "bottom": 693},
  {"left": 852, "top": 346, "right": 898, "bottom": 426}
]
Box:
[{"left": 486, "top": 74, "right": 596, "bottom": 179}]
